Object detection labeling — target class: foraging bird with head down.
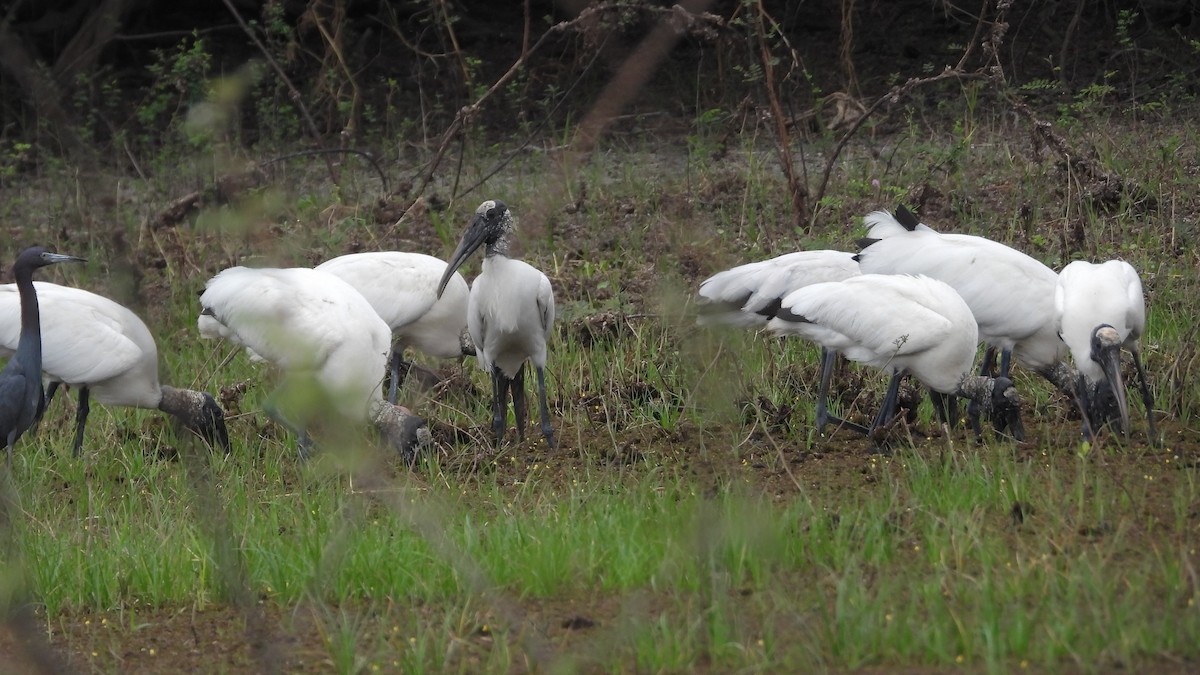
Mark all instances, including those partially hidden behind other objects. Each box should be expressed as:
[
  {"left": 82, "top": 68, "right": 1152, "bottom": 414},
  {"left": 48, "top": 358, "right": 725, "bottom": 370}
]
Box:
[
  {"left": 437, "top": 200, "right": 557, "bottom": 449},
  {"left": 315, "top": 251, "right": 474, "bottom": 401},
  {"left": 767, "top": 274, "right": 1025, "bottom": 443},
  {"left": 198, "top": 266, "right": 429, "bottom": 461},
  {"left": 0, "top": 282, "right": 230, "bottom": 455},
  {"left": 1055, "top": 259, "right": 1156, "bottom": 443},
  {"left": 0, "top": 247, "right": 86, "bottom": 467},
  {"left": 855, "top": 207, "right": 1075, "bottom": 427},
  {"left": 697, "top": 249, "right": 865, "bottom": 434}
]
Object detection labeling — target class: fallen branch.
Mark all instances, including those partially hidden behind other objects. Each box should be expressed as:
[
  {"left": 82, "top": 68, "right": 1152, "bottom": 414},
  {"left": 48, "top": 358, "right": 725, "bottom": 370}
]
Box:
[{"left": 148, "top": 169, "right": 266, "bottom": 231}]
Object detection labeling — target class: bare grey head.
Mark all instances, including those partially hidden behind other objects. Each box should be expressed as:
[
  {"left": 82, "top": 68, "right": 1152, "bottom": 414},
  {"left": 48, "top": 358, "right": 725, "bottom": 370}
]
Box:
[
  {"left": 372, "top": 401, "right": 432, "bottom": 465},
  {"left": 958, "top": 375, "right": 1025, "bottom": 441},
  {"left": 437, "top": 199, "right": 513, "bottom": 298},
  {"left": 158, "top": 386, "right": 231, "bottom": 452}
]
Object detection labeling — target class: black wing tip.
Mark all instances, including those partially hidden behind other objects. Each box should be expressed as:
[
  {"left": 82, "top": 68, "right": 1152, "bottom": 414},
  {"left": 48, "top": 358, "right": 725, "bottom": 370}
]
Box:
[
  {"left": 855, "top": 237, "right": 880, "bottom": 251},
  {"left": 773, "top": 306, "right": 811, "bottom": 324},
  {"left": 894, "top": 204, "right": 920, "bottom": 231}
]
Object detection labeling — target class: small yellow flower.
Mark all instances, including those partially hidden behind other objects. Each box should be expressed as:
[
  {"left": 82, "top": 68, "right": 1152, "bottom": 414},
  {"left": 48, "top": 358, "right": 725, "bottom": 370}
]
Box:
[
  {"left": 149, "top": 648, "right": 156, "bottom": 656},
  {"left": 955, "top": 655, "right": 964, "bottom": 664}
]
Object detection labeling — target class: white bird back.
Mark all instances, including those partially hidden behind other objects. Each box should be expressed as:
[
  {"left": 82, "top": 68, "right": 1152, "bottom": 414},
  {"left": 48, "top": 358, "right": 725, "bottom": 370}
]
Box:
[
  {"left": 768, "top": 274, "right": 979, "bottom": 394},
  {"left": 0, "top": 282, "right": 161, "bottom": 407},
  {"left": 1055, "top": 259, "right": 1146, "bottom": 382},
  {"left": 470, "top": 255, "right": 554, "bottom": 377},
  {"left": 316, "top": 251, "right": 470, "bottom": 359},
  {"left": 198, "top": 267, "right": 392, "bottom": 421}
]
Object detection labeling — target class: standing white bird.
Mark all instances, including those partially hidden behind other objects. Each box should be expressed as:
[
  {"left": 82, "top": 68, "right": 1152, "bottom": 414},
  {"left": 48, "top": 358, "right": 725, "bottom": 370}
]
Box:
[
  {"left": 437, "top": 200, "right": 556, "bottom": 449},
  {"left": 315, "top": 251, "right": 475, "bottom": 401},
  {"left": 767, "top": 274, "right": 1025, "bottom": 442},
  {"left": 0, "top": 282, "right": 230, "bottom": 455},
  {"left": 855, "top": 207, "right": 1075, "bottom": 427},
  {"left": 198, "top": 266, "right": 429, "bottom": 460},
  {"left": 0, "top": 247, "right": 86, "bottom": 467},
  {"left": 1055, "top": 259, "right": 1156, "bottom": 442},
  {"left": 697, "top": 249, "right": 865, "bottom": 433}
]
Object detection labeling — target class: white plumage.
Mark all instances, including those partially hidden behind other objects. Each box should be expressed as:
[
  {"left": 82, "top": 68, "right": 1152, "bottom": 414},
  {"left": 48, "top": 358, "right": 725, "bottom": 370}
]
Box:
[
  {"left": 767, "top": 274, "right": 1025, "bottom": 440},
  {"left": 697, "top": 250, "right": 860, "bottom": 327},
  {"left": 316, "top": 252, "right": 473, "bottom": 399},
  {"left": 0, "top": 281, "right": 228, "bottom": 454},
  {"left": 855, "top": 208, "right": 1074, "bottom": 392},
  {"left": 438, "top": 200, "right": 556, "bottom": 449},
  {"left": 1054, "top": 259, "right": 1155, "bottom": 441},
  {"left": 198, "top": 266, "right": 428, "bottom": 459}
]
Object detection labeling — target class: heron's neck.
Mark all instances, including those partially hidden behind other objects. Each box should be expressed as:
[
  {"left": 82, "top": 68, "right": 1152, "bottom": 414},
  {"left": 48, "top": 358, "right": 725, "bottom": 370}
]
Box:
[{"left": 15, "top": 270, "right": 42, "bottom": 368}]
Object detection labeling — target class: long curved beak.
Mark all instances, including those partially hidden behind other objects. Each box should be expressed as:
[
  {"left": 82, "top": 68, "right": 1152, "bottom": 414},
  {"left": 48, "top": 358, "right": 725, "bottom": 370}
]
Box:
[
  {"left": 47, "top": 253, "right": 87, "bottom": 264},
  {"left": 1096, "top": 343, "right": 1130, "bottom": 435},
  {"left": 436, "top": 214, "right": 488, "bottom": 298}
]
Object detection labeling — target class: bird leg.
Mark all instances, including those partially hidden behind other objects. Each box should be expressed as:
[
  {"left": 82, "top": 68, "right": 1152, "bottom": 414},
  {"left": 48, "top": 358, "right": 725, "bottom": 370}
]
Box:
[
  {"left": 1130, "top": 348, "right": 1158, "bottom": 445},
  {"left": 812, "top": 348, "right": 870, "bottom": 437},
  {"left": 869, "top": 372, "right": 904, "bottom": 436},
  {"left": 71, "top": 386, "right": 91, "bottom": 457},
  {"left": 929, "top": 389, "right": 959, "bottom": 429},
  {"left": 510, "top": 363, "right": 528, "bottom": 442},
  {"left": 490, "top": 366, "right": 511, "bottom": 449},
  {"left": 37, "top": 381, "right": 60, "bottom": 424},
  {"left": 875, "top": 372, "right": 904, "bottom": 431},
  {"left": 979, "top": 346, "right": 998, "bottom": 378},
  {"left": 536, "top": 365, "right": 557, "bottom": 449},
  {"left": 998, "top": 349, "right": 1013, "bottom": 379}
]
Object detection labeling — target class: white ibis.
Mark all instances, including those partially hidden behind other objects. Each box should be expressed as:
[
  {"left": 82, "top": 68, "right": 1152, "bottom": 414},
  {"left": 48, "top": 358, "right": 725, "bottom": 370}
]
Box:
[
  {"left": 1055, "top": 259, "right": 1156, "bottom": 442},
  {"left": 197, "top": 266, "right": 429, "bottom": 460},
  {"left": 697, "top": 249, "right": 864, "bottom": 433},
  {"left": 855, "top": 207, "right": 1075, "bottom": 427},
  {"left": 766, "top": 273, "right": 1025, "bottom": 442},
  {"left": 437, "top": 200, "right": 556, "bottom": 449},
  {"left": 0, "top": 282, "right": 230, "bottom": 455},
  {"left": 0, "top": 247, "right": 86, "bottom": 467},
  {"left": 315, "top": 251, "right": 473, "bottom": 402}
]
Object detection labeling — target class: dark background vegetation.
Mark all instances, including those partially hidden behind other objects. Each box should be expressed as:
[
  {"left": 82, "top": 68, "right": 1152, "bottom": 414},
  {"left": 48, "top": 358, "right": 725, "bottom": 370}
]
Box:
[{"left": 3, "top": 0, "right": 1198, "bottom": 170}]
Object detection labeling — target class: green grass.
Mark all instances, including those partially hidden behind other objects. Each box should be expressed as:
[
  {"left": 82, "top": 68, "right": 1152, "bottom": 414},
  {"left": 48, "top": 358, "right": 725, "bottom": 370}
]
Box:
[{"left": 9, "top": 426, "right": 1199, "bottom": 671}]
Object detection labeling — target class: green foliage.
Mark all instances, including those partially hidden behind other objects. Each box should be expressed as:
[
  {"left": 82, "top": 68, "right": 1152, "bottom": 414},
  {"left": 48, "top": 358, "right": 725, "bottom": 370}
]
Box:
[{"left": 136, "top": 34, "right": 213, "bottom": 143}]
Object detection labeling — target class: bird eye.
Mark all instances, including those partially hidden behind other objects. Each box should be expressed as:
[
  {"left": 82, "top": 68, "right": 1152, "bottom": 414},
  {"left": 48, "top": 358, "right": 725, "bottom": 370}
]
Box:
[{"left": 487, "top": 209, "right": 497, "bottom": 219}]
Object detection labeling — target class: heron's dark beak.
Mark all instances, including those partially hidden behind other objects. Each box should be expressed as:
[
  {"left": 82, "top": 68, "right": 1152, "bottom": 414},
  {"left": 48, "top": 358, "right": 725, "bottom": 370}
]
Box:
[
  {"left": 1095, "top": 341, "right": 1130, "bottom": 435},
  {"left": 437, "top": 213, "right": 489, "bottom": 298}
]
